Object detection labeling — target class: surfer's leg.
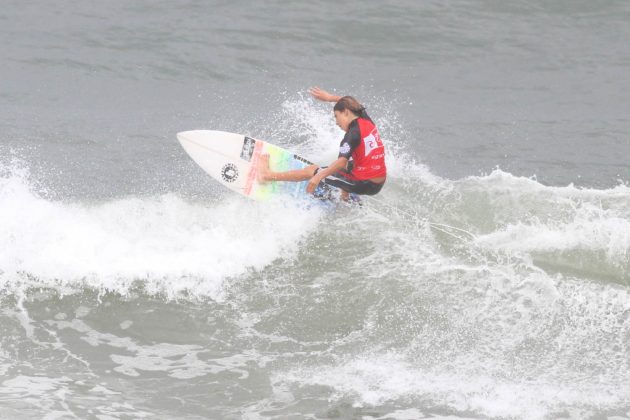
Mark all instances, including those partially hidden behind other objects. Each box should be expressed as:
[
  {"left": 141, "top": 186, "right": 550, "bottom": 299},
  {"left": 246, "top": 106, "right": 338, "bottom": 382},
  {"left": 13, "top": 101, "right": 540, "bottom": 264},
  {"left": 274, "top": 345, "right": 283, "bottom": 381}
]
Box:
[
  {"left": 322, "top": 172, "right": 385, "bottom": 196},
  {"left": 257, "top": 154, "right": 317, "bottom": 182}
]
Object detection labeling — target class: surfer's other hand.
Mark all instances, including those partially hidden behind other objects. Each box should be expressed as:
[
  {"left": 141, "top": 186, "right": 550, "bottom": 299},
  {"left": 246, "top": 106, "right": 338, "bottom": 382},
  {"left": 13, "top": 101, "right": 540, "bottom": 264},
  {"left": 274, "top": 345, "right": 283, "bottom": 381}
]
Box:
[{"left": 309, "top": 87, "right": 336, "bottom": 103}]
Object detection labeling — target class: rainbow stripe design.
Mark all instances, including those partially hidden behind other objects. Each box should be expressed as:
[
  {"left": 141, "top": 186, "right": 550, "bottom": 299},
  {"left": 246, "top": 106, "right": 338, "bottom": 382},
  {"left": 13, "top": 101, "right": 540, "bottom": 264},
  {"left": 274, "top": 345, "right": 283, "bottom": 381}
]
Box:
[{"left": 245, "top": 140, "right": 315, "bottom": 201}]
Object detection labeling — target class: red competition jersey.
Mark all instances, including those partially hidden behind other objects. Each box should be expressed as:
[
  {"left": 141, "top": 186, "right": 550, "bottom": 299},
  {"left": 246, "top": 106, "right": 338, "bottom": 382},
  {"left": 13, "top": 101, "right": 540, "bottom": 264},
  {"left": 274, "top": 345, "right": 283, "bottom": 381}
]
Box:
[{"left": 337, "top": 117, "right": 387, "bottom": 181}]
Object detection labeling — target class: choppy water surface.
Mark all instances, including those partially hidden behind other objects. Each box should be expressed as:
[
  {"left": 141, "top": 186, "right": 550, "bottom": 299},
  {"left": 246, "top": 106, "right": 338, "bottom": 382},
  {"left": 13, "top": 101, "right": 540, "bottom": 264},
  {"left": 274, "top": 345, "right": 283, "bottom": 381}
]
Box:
[{"left": 1, "top": 1, "right": 629, "bottom": 419}]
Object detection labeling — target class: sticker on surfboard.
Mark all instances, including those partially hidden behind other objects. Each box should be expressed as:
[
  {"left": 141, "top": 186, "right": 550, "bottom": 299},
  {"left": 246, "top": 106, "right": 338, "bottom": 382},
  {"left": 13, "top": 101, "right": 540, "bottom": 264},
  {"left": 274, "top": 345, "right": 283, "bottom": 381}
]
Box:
[{"left": 240, "top": 137, "right": 256, "bottom": 162}]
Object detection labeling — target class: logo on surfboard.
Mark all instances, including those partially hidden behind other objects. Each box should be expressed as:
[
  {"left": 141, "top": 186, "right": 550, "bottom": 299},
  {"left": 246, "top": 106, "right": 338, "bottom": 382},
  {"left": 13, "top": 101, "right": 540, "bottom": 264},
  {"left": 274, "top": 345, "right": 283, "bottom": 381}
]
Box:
[
  {"left": 221, "top": 163, "right": 239, "bottom": 182},
  {"left": 241, "top": 137, "right": 256, "bottom": 161}
]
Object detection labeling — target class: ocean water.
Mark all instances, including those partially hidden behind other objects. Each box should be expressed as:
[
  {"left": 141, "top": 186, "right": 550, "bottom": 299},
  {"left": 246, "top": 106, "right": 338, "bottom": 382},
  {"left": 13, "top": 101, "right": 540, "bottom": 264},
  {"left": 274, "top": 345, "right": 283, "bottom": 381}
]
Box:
[{"left": 1, "top": 1, "right": 629, "bottom": 419}]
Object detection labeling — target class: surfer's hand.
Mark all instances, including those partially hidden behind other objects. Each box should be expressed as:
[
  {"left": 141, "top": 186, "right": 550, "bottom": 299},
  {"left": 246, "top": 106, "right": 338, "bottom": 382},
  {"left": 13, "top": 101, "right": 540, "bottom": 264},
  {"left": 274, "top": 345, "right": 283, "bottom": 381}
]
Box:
[
  {"left": 309, "top": 87, "right": 339, "bottom": 103},
  {"left": 306, "top": 174, "right": 324, "bottom": 194}
]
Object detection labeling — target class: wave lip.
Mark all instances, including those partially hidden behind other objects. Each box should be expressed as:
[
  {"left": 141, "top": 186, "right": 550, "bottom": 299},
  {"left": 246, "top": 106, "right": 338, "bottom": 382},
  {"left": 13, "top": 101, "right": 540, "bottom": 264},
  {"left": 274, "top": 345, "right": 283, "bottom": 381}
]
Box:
[
  {"left": 474, "top": 206, "right": 630, "bottom": 283},
  {"left": 430, "top": 169, "right": 630, "bottom": 284}
]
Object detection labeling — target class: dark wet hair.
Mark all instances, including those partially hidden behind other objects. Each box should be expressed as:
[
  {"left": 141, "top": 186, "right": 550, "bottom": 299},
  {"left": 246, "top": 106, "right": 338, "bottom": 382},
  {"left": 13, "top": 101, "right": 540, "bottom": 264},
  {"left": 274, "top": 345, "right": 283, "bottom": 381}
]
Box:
[{"left": 333, "top": 96, "right": 367, "bottom": 118}]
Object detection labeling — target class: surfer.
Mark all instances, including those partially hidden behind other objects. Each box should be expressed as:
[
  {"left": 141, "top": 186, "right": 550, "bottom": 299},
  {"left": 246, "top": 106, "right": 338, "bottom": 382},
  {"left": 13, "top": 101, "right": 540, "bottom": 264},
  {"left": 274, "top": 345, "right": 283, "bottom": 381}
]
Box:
[{"left": 257, "top": 87, "right": 386, "bottom": 199}]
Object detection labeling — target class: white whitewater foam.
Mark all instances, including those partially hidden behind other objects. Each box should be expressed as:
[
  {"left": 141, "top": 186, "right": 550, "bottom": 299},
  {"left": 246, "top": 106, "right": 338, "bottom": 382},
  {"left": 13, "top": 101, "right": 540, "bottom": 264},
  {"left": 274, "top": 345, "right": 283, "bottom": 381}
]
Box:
[
  {"left": 279, "top": 347, "right": 629, "bottom": 420},
  {"left": 0, "top": 162, "right": 325, "bottom": 300}
]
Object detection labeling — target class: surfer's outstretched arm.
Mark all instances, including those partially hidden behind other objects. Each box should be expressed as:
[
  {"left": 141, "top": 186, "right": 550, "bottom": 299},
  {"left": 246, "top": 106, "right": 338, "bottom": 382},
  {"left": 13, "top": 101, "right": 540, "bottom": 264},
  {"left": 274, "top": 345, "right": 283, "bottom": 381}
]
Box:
[
  {"left": 309, "top": 87, "right": 341, "bottom": 103},
  {"left": 257, "top": 154, "right": 317, "bottom": 183}
]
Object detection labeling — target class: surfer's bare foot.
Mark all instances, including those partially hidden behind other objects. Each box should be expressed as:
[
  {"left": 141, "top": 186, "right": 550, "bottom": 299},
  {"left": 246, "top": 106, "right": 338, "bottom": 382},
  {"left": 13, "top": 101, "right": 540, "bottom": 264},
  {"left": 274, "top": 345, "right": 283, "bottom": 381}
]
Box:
[
  {"left": 257, "top": 154, "right": 272, "bottom": 182},
  {"left": 340, "top": 190, "right": 350, "bottom": 201}
]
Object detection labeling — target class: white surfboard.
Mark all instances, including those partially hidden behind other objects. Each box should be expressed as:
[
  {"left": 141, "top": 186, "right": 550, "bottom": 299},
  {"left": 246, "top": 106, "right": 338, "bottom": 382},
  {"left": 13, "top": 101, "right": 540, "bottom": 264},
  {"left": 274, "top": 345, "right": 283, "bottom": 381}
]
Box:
[{"left": 177, "top": 130, "right": 333, "bottom": 201}]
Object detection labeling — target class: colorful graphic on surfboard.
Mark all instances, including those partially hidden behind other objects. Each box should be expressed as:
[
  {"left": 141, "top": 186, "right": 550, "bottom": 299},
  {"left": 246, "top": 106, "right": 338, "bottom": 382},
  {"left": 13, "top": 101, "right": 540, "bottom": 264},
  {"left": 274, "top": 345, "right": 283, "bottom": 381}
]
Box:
[{"left": 177, "top": 130, "right": 337, "bottom": 201}]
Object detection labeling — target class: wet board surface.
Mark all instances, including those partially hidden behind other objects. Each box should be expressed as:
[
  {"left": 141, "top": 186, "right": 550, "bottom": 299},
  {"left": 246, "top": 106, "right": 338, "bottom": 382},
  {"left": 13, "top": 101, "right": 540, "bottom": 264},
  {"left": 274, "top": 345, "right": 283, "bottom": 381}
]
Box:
[{"left": 177, "top": 130, "right": 335, "bottom": 201}]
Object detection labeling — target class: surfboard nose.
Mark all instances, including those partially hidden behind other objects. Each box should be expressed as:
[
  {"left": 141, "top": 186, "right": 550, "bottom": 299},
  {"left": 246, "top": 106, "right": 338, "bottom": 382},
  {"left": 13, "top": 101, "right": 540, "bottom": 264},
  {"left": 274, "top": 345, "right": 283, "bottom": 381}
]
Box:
[{"left": 177, "top": 130, "right": 203, "bottom": 144}]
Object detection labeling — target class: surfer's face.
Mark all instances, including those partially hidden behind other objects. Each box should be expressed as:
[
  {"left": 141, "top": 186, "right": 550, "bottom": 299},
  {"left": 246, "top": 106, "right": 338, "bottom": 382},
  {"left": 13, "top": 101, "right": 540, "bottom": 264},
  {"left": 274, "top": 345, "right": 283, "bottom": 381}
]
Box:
[{"left": 334, "top": 109, "right": 354, "bottom": 132}]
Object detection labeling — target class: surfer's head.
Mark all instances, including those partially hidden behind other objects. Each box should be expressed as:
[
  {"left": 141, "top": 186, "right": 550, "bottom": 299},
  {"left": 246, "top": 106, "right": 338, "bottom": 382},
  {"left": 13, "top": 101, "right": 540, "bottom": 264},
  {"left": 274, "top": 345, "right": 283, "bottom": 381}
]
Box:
[{"left": 333, "top": 96, "right": 366, "bottom": 131}]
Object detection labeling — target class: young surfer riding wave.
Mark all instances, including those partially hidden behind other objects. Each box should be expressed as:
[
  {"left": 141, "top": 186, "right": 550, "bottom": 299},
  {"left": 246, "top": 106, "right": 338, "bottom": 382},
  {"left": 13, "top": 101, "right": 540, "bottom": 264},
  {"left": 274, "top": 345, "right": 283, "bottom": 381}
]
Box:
[{"left": 257, "top": 87, "right": 387, "bottom": 200}]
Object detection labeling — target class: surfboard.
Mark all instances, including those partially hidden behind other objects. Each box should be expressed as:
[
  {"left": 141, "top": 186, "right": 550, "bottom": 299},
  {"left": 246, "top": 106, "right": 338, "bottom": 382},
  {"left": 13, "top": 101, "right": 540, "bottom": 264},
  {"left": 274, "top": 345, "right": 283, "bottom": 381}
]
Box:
[{"left": 177, "top": 130, "right": 335, "bottom": 201}]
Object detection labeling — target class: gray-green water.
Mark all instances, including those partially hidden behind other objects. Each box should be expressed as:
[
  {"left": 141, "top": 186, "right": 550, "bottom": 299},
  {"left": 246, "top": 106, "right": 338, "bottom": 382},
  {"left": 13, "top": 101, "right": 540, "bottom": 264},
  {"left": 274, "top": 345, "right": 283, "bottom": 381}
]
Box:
[{"left": 1, "top": 1, "right": 629, "bottom": 419}]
